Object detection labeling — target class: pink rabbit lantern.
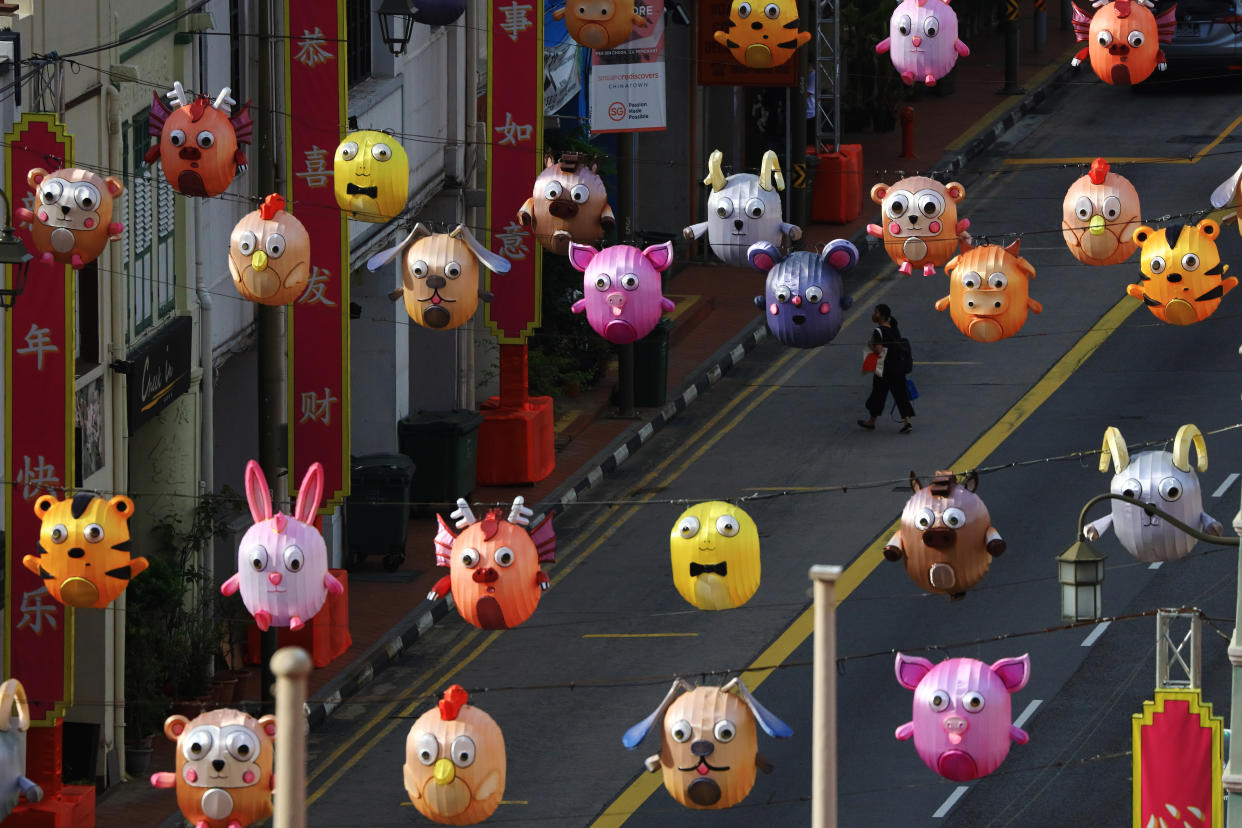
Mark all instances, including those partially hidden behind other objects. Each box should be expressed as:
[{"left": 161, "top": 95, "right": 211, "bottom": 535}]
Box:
[
  {"left": 568, "top": 241, "right": 676, "bottom": 345},
  {"left": 876, "top": 0, "right": 970, "bottom": 87},
  {"left": 221, "top": 460, "right": 343, "bottom": 632},
  {"left": 894, "top": 653, "right": 1030, "bottom": 782}
]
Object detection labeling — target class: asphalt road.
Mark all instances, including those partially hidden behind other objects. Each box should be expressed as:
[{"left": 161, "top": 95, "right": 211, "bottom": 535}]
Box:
[{"left": 300, "top": 74, "right": 1242, "bottom": 827}]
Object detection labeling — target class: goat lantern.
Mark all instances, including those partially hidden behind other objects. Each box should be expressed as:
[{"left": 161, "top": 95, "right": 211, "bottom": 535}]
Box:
[
  {"left": 1210, "top": 161, "right": 1242, "bottom": 234},
  {"left": 366, "top": 223, "right": 511, "bottom": 331},
  {"left": 1086, "top": 425, "right": 1223, "bottom": 563},
  {"left": 518, "top": 152, "right": 614, "bottom": 256},
  {"left": 429, "top": 497, "right": 556, "bottom": 630},
  {"left": 669, "top": 502, "right": 761, "bottom": 611},
  {"left": 938, "top": 240, "right": 1042, "bottom": 343},
  {"left": 713, "top": 0, "right": 812, "bottom": 69},
  {"left": 868, "top": 176, "right": 969, "bottom": 276},
  {"left": 623, "top": 678, "right": 792, "bottom": 810},
  {"left": 1071, "top": 0, "right": 1176, "bottom": 86},
  {"left": 146, "top": 82, "right": 252, "bottom": 197},
  {"left": 895, "top": 653, "right": 1031, "bottom": 782},
  {"left": 0, "top": 680, "right": 41, "bottom": 822},
  {"left": 552, "top": 0, "right": 645, "bottom": 50},
  {"left": 333, "top": 130, "right": 409, "bottom": 223},
  {"left": 14, "top": 167, "right": 124, "bottom": 269},
  {"left": 404, "top": 685, "right": 506, "bottom": 825},
  {"left": 884, "top": 471, "right": 1005, "bottom": 599},
  {"left": 151, "top": 708, "right": 276, "bottom": 828},
  {"left": 1128, "top": 219, "right": 1235, "bottom": 325},
  {"left": 228, "top": 194, "right": 311, "bottom": 306},
  {"left": 684, "top": 150, "right": 801, "bottom": 269},
  {"left": 750, "top": 239, "right": 856, "bottom": 348},
  {"left": 1062, "top": 158, "right": 1142, "bottom": 266},
  {"left": 25, "top": 492, "right": 147, "bottom": 609},
  {"left": 877, "top": 0, "right": 970, "bottom": 86},
  {"left": 569, "top": 241, "right": 675, "bottom": 344},
  {"left": 221, "top": 460, "right": 343, "bottom": 631}
]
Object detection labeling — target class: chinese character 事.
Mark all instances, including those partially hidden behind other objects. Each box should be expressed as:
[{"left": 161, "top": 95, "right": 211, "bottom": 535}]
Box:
[{"left": 499, "top": 1, "right": 534, "bottom": 42}]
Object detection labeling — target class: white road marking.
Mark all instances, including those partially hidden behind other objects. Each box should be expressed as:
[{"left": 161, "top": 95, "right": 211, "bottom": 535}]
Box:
[
  {"left": 933, "top": 786, "right": 970, "bottom": 819},
  {"left": 1213, "top": 473, "right": 1239, "bottom": 499},
  {"left": 1081, "top": 620, "right": 1111, "bottom": 647},
  {"left": 1148, "top": 561, "right": 1163, "bottom": 570},
  {"left": 1012, "top": 699, "right": 1043, "bottom": 729}
]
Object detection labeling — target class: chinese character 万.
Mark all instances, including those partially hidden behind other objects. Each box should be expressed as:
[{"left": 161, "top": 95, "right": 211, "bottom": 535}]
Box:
[
  {"left": 17, "top": 587, "right": 58, "bottom": 636},
  {"left": 495, "top": 222, "right": 530, "bottom": 260},
  {"left": 297, "top": 265, "right": 338, "bottom": 306},
  {"left": 494, "top": 113, "right": 532, "bottom": 147},
  {"left": 17, "top": 455, "right": 59, "bottom": 501},
  {"left": 294, "top": 27, "right": 335, "bottom": 68},
  {"left": 15, "top": 323, "right": 58, "bottom": 371},
  {"left": 296, "top": 145, "right": 332, "bottom": 188},
  {"left": 499, "top": 1, "right": 534, "bottom": 41},
  {"left": 300, "top": 388, "right": 338, "bottom": 426}
]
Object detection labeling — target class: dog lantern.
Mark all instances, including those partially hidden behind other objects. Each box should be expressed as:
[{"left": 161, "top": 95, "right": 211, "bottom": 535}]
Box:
[
  {"left": 685, "top": 150, "right": 801, "bottom": 269},
  {"left": 750, "top": 239, "right": 856, "bottom": 348},
  {"left": 146, "top": 82, "right": 252, "bottom": 197},
  {"left": 404, "top": 685, "right": 505, "bottom": 825}
]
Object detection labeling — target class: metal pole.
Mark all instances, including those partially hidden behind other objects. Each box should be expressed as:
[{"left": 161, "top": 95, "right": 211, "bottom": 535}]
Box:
[
  {"left": 791, "top": 0, "right": 813, "bottom": 229},
  {"left": 615, "top": 343, "right": 636, "bottom": 417},
  {"left": 1061, "top": 0, "right": 1071, "bottom": 31},
  {"left": 612, "top": 132, "right": 636, "bottom": 418},
  {"left": 1034, "top": 0, "right": 1047, "bottom": 52},
  {"left": 999, "top": 0, "right": 1024, "bottom": 95},
  {"left": 1223, "top": 477, "right": 1242, "bottom": 824},
  {"left": 271, "top": 647, "right": 311, "bottom": 828},
  {"left": 810, "top": 564, "right": 842, "bottom": 828}
]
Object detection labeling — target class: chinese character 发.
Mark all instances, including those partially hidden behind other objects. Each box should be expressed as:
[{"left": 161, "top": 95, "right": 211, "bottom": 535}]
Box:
[
  {"left": 15, "top": 323, "right": 59, "bottom": 371},
  {"left": 499, "top": 1, "right": 534, "bottom": 41},
  {"left": 494, "top": 112, "right": 533, "bottom": 147},
  {"left": 17, "top": 587, "right": 58, "bottom": 636},
  {"left": 496, "top": 221, "right": 530, "bottom": 260},
  {"left": 299, "top": 388, "right": 338, "bottom": 425},
  {"left": 296, "top": 145, "right": 332, "bottom": 188},
  {"left": 295, "top": 27, "right": 335, "bottom": 67},
  {"left": 17, "top": 455, "right": 59, "bottom": 501},
  {"left": 298, "top": 265, "right": 338, "bottom": 306}
]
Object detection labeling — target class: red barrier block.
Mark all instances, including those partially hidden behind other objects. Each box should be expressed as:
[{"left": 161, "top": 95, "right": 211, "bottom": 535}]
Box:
[
  {"left": 476, "top": 396, "right": 555, "bottom": 485},
  {"left": 7, "top": 785, "right": 95, "bottom": 828},
  {"left": 245, "top": 568, "right": 351, "bottom": 668},
  {"left": 811, "top": 144, "right": 864, "bottom": 224}
]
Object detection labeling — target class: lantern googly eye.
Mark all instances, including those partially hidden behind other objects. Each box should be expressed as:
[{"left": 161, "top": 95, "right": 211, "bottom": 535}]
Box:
[
  {"left": 942, "top": 508, "right": 966, "bottom": 528},
  {"left": 570, "top": 184, "right": 591, "bottom": 203},
  {"left": 928, "top": 691, "right": 950, "bottom": 712},
  {"left": 1127, "top": 30, "right": 1144, "bottom": 47},
  {"left": 74, "top": 185, "right": 99, "bottom": 211},
  {"left": 196, "top": 130, "right": 216, "bottom": 149},
  {"left": 763, "top": 2, "right": 779, "bottom": 17},
  {"left": 445, "top": 261, "right": 462, "bottom": 279},
  {"left": 40, "top": 180, "right": 63, "bottom": 203},
  {"left": 960, "top": 271, "right": 981, "bottom": 289},
  {"left": 494, "top": 546, "right": 515, "bottom": 567},
  {"left": 1148, "top": 256, "right": 1166, "bottom": 274},
  {"left": 1075, "top": 196, "right": 1093, "bottom": 222},
  {"left": 1120, "top": 478, "right": 1142, "bottom": 499},
  {"left": 915, "top": 190, "right": 944, "bottom": 218},
  {"left": 922, "top": 15, "right": 939, "bottom": 37},
  {"left": 1097, "top": 29, "right": 1113, "bottom": 47},
  {"left": 620, "top": 273, "right": 639, "bottom": 291},
  {"left": 805, "top": 285, "right": 823, "bottom": 303},
  {"left": 594, "top": 274, "right": 612, "bottom": 291},
  {"left": 338, "top": 141, "right": 359, "bottom": 160},
  {"left": 1181, "top": 253, "right": 1200, "bottom": 271},
  {"left": 915, "top": 507, "right": 935, "bottom": 530},
  {"left": 415, "top": 732, "right": 438, "bottom": 765},
  {"left": 745, "top": 198, "right": 765, "bottom": 219},
  {"left": 714, "top": 197, "right": 734, "bottom": 219},
  {"left": 897, "top": 13, "right": 911, "bottom": 35},
  {"left": 249, "top": 545, "right": 269, "bottom": 572},
  {"left": 283, "top": 545, "right": 304, "bottom": 573},
  {"left": 716, "top": 515, "right": 740, "bottom": 537},
  {"left": 885, "top": 193, "right": 910, "bottom": 219},
  {"left": 1159, "top": 477, "right": 1182, "bottom": 502},
  {"left": 265, "top": 233, "right": 286, "bottom": 259},
  {"left": 411, "top": 260, "right": 429, "bottom": 279},
  {"left": 987, "top": 272, "right": 1008, "bottom": 289},
  {"left": 183, "top": 727, "right": 214, "bottom": 761},
  {"left": 371, "top": 143, "right": 392, "bottom": 161},
  {"left": 736, "top": 1, "right": 752, "bottom": 17},
  {"left": 670, "top": 720, "right": 693, "bottom": 742},
  {"left": 1102, "top": 196, "right": 1121, "bottom": 221},
  {"left": 460, "top": 547, "right": 481, "bottom": 567},
  {"left": 962, "top": 691, "right": 986, "bottom": 713},
  {"left": 677, "top": 516, "right": 700, "bottom": 538},
  {"left": 49, "top": 524, "right": 68, "bottom": 543},
  {"left": 169, "top": 129, "right": 186, "bottom": 148},
  {"left": 714, "top": 720, "right": 737, "bottom": 742},
  {"left": 450, "top": 735, "right": 476, "bottom": 767},
  {"left": 544, "top": 181, "right": 564, "bottom": 200},
  {"left": 83, "top": 523, "right": 105, "bottom": 543},
  {"left": 775, "top": 285, "right": 792, "bottom": 303},
  {"left": 223, "top": 728, "right": 259, "bottom": 762},
  {"left": 237, "top": 231, "right": 257, "bottom": 256}
]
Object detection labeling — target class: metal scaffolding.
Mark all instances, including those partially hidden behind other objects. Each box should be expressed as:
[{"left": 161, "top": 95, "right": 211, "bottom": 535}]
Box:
[
  {"left": 1156, "top": 608, "right": 1202, "bottom": 690},
  {"left": 814, "top": 0, "right": 840, "bottom": 155}
]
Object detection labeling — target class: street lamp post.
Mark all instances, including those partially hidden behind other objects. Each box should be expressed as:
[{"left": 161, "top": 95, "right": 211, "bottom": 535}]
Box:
[{"left": 0, "top": 187, "right": 33, "bottom": 309}]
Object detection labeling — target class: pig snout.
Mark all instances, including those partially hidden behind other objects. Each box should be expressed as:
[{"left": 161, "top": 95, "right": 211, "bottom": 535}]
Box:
[
  {"left": 606, "top": 292, "right": 626, "bottom": 314},
  {"left": 962, "top": 290, "right": 1008, "bottom": 316},
  {"left": 548, "top": 199, "right": 580, "bottom": 219},
  {"left": 942, "top": 716, "right": 968, "bottom": 744},
  {"left": 922, "top": 527, "right": 956, "bottom": 549},
  {"left": 472, "top": 567, "right": 499, "bottom": 583}
]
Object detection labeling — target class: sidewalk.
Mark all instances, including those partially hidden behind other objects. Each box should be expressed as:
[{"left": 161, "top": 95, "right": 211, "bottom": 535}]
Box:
[{"left": 97, "top": 12, "right": 1076, "bottom": 824}]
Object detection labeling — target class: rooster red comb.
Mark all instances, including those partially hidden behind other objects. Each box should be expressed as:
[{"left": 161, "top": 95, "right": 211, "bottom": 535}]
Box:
[
  {"left": 1088, "top": 158, "right": 1110, "bottom": 185},
  {"left": 438, "top": 685, "right": 469, "bottom": 720},
  {"left": 259, "top": 193, "right": 286, "bottom": 221}
]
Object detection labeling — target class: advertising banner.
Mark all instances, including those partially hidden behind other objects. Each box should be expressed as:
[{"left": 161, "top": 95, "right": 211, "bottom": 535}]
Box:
[{"left": 589, "top": 1, "right": 667, "bottom": 133}]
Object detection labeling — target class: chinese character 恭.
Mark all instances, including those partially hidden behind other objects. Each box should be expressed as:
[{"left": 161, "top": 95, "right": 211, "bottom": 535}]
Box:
[
  {"left": 499, "top": 1, "right": 534, "bottom": 41},
  {"left": 496, "top": 221, "right": 530, "bottom": 260},
  {"left": 494, "top": 113, "right": 532, "bottom": 147},
  {"left": 295, "top": 145, "right": 332, "bottom": 188},
  {"left": 294, "top": 27, "right": 335, "bottom": 67},
  {"left": 17, "top": 587, "right": 58, "bottom": 636},
  {"left": 297, "top": 266, "right": 338, "bottom": 306},
  {"left": 16, "top": 323, "right": 58, "bottom": 371},
  {"left": 300, "top": 388, "right": 338, "bottom": 426},
  {"left": 17, "top": 455, "right": 59, "bottom": 501}
]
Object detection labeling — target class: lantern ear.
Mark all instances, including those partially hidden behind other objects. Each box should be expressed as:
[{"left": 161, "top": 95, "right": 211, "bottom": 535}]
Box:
[
  {"left": 894, "top": 653, "right": 933, "bottom": 690},
  {"left": 989, "top": 654, "right": 1031, "bottom": 693},
  {"left": 945, "top": 182, "right": 965, "bottom": 202},
  {"left": 822, "top": 239, "right": 858, "bottom": 271},
  {"left": 545, "top": 154, "right": 556, "bottom": 169},
  {"left": 1004, "top": 238, "right": 1022, "bottom": 256},
  {"left": 258, "top": 714, "right": 276, "bottom": 738},
  {"left": 622, "top": 679, "right": 691, "bottom": 749},
  {"left": 1210, "top": 166, "right": 1242, "bottom": 209},
  {"left": 759, "top": 150, "right": 784, "bottom": 193},
  {"left": 452, "top": 224, "right": 512, "bottom": 274},
  {"left": 944, "top": 254, "right": 960, "bottom": 275},
  {"left": 723, "top": 678, "right": 793, "bottom": 739},
  {"left": 567, "top": 242, "right": 598, "bottom": 273},
  {"left": 909, "top": 471, "right": 922, "bottom": 492},
  {"left": 104, "top": 176, "right": 124, "bottom": 198},
  {"left": 26, "top": 168, "right": 48, "bottom": 189},
  {"left": 962, "top": 470, "right": 979, "bottom": 492},
  {"left": 366, "top": 223, "right": 430, "bottom": 272},
  {"left": 703, "top": 149, "right": 727, "bottom": 192},
  {"left": 163, "top": 715, "right": 190, "bottom": 742},
  {"left": 748, "top": 241, "right": 782, "bottom": 273},
  {"left": 293, "top": 462, "right": 324, "bottom": 524},
  {"left": 33, "top": 494, "right": 56, "bottom": 519},
  {"left": 244, "top": 460, "right": 274, "bottom": 523},
  {"left": 1099, "top": 426, "right": 1129, "bottom": 475},
  {"left": 1196, "top": 219, "right": 1220, "bottom": 240},
  {"left": 1172, "top": 424, "right": 1207, "bottom": 473},
  {"left": 870, "top": 183, "right": 889, "bottom": 205},
  {"left": 642, "top": 240, "right": 674, "bottom": 272},
  {"left": 1132, "top": 226, "right": 1154, "bottom": 246}
]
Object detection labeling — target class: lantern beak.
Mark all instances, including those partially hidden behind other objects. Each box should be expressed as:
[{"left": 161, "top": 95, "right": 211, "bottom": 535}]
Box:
[
  {"left": 433, "top": 758, "right": 456, "bottom": 786},
  {"left": 1089, "top": 215, "right": 1106, "bottom": 236},
  {"left": 251, "top": 250, "right": 269, "bottom": 271}
]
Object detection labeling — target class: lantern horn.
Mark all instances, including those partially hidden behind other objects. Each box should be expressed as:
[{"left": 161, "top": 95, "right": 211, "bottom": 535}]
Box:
[
  {"left": 212, "top": 86, "right": 237, "bottom": 113},
  {"left": 0, "top": 679, "right": 29, "bottom": 733},
  {"left": 507, "top": 496, "right": 533, "bottom": 526},
  {"left": 759, "top": 150, "right": 785, "bottom": 192},
  {"left": 1088, "top": 158, "right": 1109, "bottom": 185},
  {"left": 1099, "top": 426, "right": 1129, "bottom": 474},
  {"left": 451, "top": 224, "right": 512, "bottom": 274},
  {"left": 1172, "top": 424, "right": 1208, "bottom": 473},
  {"left": 1004, "top": 238, "right": 1021, "bottom": 256},
  {"left": 703, "top": 150, "right": 727, "bottom": 192},
  {"left": 166, "top": 81, "right": 191, "bottom": 108},
  {"left": 451, "top": 498, "right": 477, "bottom": 530}
]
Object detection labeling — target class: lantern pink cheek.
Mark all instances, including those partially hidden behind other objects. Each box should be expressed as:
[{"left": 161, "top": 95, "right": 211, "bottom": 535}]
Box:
[
  {"left": 819, "top": 302, "right": 830, "bottom": 314},
  {"left": 37, "top": 210, "right": 47, "bottom": 222},
  {"left": 929, "top": 221, "right": 941, "bottom": 234},
  {"left": 243, "top": 770, "right": 256, "bottom": 783},
  {"left": 184, "top": 767, "right": 197, "bottom": 783},
  {"left": 889, "top": 221, "right": 901, "bottom": 234},
  {"left": 769, "top": 303, "right": 778, "bottom": 315},
  {"left": 84, "top": 218, "right": 95, "bottom": 229}
]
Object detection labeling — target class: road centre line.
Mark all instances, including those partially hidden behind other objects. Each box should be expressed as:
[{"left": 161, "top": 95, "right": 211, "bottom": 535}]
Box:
[
  {"left": 1013, "top": 699, "right": 1043, "bottom": 730},
  {"left": 582, "top": 633, "right": 700, "bottom": 638},
  {"left": 1149, "top": 561, "right": 1163, "bottom": 570},
  {"left": 1002, "top": 109, "right": 1242, "bottom": 167},
  {"left": 933, "top": 786, "right": 970, "bottom": 819},
  {"left": 1213, "top": 472, "right": 1239, "bottom": 499},
  {"left": 1081, "top": 621, "right": 1111, "bottom": 648},
  {"left": 590, "top": 293, "right": 1142, "bottom": 827}
]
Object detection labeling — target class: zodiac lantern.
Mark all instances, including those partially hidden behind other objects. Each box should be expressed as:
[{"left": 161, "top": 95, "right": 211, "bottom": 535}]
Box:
[
  {"left": 146, "top": 82, "right": 252, "bottom": 197},
  {"left": 1071, "top": 0, "right": 1177, "bottom": 86},
  {"left": 334, "top": 130, "right": 410, "bottom": 223},
  {"left": 519, "top": 152, "right": 615, "bottom": 255},
  {"left": 1128, "top": 219, "right": 1234, "bottom": 325},
  {"left": 877, "top": 0, "right": 970, "bottom": 86},
  {"left": 569, "top": 241, "right": 675, "bottom": 344},
  {"left": 0, "top": 680, "right": 41, "bottom": 822},
  {"left": 684, "top": 150, "right": 801, "bottom": 269},
  {"left": 1210, "top": 161, "right": 1242, "bottom": 233},
  {"left": 713, "top": 0, "right": 812, "bottom": 69},
  {"left": 1062, "top": 158, "right": 1142, "bottom": 266},
  {"left": 868, "top": 176, "right": 969, "bottom": 276},
  {"left": 15, "top": 167, "right": 124, "bottom": 269},
  {"left": 553, "top": 0, "right": 645, "bottom": 50},
  {"left": 750, "top": 239, "right": 856, "bottom": 348},
  {"left": 228, "top": 194, "right": 311, "bottom": 305},
  {"left": 938, "top": 240, "right": 1042, "bottom": 343},
  {"left": 669, "top": 502, "right": 761, "bottom": 611}
]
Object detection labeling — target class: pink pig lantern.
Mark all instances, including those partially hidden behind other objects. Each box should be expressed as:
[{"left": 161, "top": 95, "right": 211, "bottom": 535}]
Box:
[
  {"left": 221, "top": 460, "right": 343, "bottom": 631},
  {"left": 877, "top": 0, "right": 970, "bottom": 87},
  {"left": 568, "top": 241, "right": 676, "bottom": 345},
  {"left": 895, "top": 653, "right": 1031, "bottom": 782}
]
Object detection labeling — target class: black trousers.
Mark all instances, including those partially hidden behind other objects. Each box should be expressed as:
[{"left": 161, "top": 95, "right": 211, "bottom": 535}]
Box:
[{"left": 866, "top": 373, "right": 915, "bottom": 419}]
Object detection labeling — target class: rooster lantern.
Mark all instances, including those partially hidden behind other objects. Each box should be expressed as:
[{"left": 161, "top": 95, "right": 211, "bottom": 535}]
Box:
[
  {"left": 877, "top": 0, "right": 970, "bottom": 86},
  {"left": 1128, "top": 219, "right": 1235, "bottom": 325},
  {"left": 146, "top": 82, "right": 252, "bottom": 197},
  {"left": 334, "top": 130, "right": 409, "bottom": 223},
  {"left": 429, "top": 497, "right": 556, "bottom": 630},
  {"left": 519, "top": 152, "right": 615, "bottom": 256},
  {"left": 713, "top": 0, "right": 812, "bottom": 69},
  {"left": 684, "top": 150, "right": 801, "bottom": 269},
  {"left": 938, "top": 240, "right": 1042, "bottom": 343},
  {"left": 1071, "top": 0, "right": 1176, "bottom": 86},
  {"left": 14, "top": 167, "right": 124, "bottom": 269},
  {"left": 868, "top": 176, "right": 969, "bottom": 276},
  {"left": 0, "top": 680, "right": 41, "bottom": 822},
  {"left": 1062, "top": 158, "right": 1142, "bottom": 266},
  {"left": 228, "top": 194, "right": 311, "bottom": 306}
]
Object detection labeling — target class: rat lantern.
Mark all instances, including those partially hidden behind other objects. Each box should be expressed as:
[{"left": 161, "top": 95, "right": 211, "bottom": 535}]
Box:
[
  {"left": 221, "top": 460, "right": 343, "bottom": 631},
  {"left": 895, "top": 653, "right": 1031, "bottom": 782},
  {"left": 15, "top": 167, "right": 124, "bottom": 269},
  {"left": 1071, "top": 0, "right": 1176, "bottom": 86},
  {"left": 669, "top": 502, "right": 761, "bottom": 611},
  {"left": 553, "top": 0, "right": 645, "bottom": 50},
  {"left": 938, "top": 240, "right": 1041, "bottom": 343},
  {"left": 884, "top": 471, "right": 1005, "bottom": 599},
  {"left": 684, "top": 150, "right": 801, "bottom": 269},
  {"left": 750, "top": 239, "right": 856, "bottom": 348},
  {"left": 877, "top": 0, "right": 970, "bottom": 86},
  {"left": 1062, "top": 158, "right": 1142, "bottom": 266},
  {"left": 146, "top": 82, "right": 252, "bottom": 197},
  {"left": 151, "top": 709, "right": 276, "bottom": 828},
  {"left": 366, "top": 223, "right": 511, "bottom": 331},
  {"left": 623, "top": 678, "right": 792, "bottom": 810},
  {"left": 569, "top": 241, "right": 675, "bottom": 344},
  {"left": 334, "top": 130, "right": 409, "bottom": 223},
  {"left": 1128, "top": 219, "right": 1235, "bottom": 325},
  {"left": 228, "top": 194, "right": 311, "bottom": 305},
  {"left": 404, "top": 685, "right": 505, "bottom": 825},
  {"left": 713, "top": 0, "right": 811, "bottom": 69},
  {"left": 429, "top": 497, "right": 556, "bottom": 630},
  {"left": 0, "top": 680, "right": 41, "bottom": 822},
  {"left": 518, "top": 152, "right": 615, "bottom": 255},
  {"left": 25, "top": 492, "right": 147, "bottom": 609},
  {"left": 868, "top": 176, "right": 969, "bottom": 276},
  {"left": 1085, "top": 425, "right": 1223, "bottom": 563}
]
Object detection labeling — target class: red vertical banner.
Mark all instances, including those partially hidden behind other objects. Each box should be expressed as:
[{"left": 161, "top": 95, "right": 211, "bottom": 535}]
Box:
[
  {"left": 1133, "top": 689, "right": 1223, "bottom": 827},
  {"left": 4, "top": 113, "right": 75, "bottom": 724},
  {"left": 285, "top": 0, "right": 351, "bottom": 507}
]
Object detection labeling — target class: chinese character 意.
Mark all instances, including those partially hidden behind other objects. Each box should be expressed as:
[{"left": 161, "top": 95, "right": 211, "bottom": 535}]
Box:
[
  {"left": 494, "top": 113, "right": 533, "bottom": 147},
  {"left": 17, "top": 587, "right": 58, "bottom": 636},
  {"left": 297, "top": 265, "right": 338, "bottom": 306},
  {"left": 300, "top": 388, "right": 338, "bottom": 426},
  {"left": 496, "top": 222, "right": 530, "bottom": 260},
  {"left": 296, "top": 145, "right": 332, "bottom": 188},
  {"left": 499, "top": 1, "right": 534, "bottom": 41},
  {"left": 17, "top": 455, "right": 59, "bottom": 501},
  {"left": 294, "top": 27, "right": 334, "bottom": 67},
  {"left": 16, "top": 323, "right": 58, "bottom": 371}
]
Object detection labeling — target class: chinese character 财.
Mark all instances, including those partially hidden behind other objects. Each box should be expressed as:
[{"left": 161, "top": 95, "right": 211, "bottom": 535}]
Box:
[
  {"left": 496, "top": 221, "right": 530, "bottom": 260},
  {"left": 17, "top": 455, "right": 59, "bottom": 501},
  {"left": 16, "top": 323, "right": 58, "bottom": 371},
  {"left": 295, "top": 145, "right": 332, "bottom": 188},
  {"left": 297, "top": 265, "right": 338, "bottom": 306},
  {"left": 300, "top": 388, "right": 338, "bottom": 426},
  {"left": 294, "top": 27, "right": 335, "bottom": 67},
  {"left": 499, "top": 1, "right": 534, "bottom": 41},
  {"left": 494, "top": 113, "right": 532, "bottom": 147},
  {"left": 17, "top": 587, "right": 58, "bottom": 636}
]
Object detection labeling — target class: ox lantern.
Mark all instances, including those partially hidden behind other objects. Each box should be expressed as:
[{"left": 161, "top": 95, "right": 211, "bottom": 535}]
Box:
[
  {"left": 14, "top": 167, "right": 124, "bottom": 269},
  {"left": 228, "top": 194, "right": 311, "bottom": 306},
  {"left": 569, "top": 241, "right": 675, "bottom": 344},
  {"left": 334, "top": 130, "right": 409, "bottom": 223},
  {"left": 0, "top": 680, "right": 41, "bottom": 822},
  {"left": 868, "top": 176, "right": 969, "bottom": 276},
  {"left": 669, "top": 502, "right": 761, "bottom": 611},
  {"left": 1062, "top": 158, "right": 1142, "bottom": 266},
  {"left": 553, "top": 1, "right": 645, "bottom": 50},
  {"left": 404, "top": 685, "right": 505, "bottom": 825},
  {"left": 1129, "top": 219, "right": 1235, "bottom": 326},
  {"left": 1071, "top": 0, "right": 1176, "bottom": 86},
  {"left": 146, "top": 82, "right": 252, "bottom": 197},
  {"left": 938, "top": 240, "right": 1041, "bottom": 343},
  {"left": 877, "top": 0, "right": 970, "bottom": 86},
  {"left": 750, "top": 239, "right": 855, "bottom": 348},
  {"left": 519, "top": 152, "right": 615, "bottom": 256},
  {"left": 685, "top": 150, "right": 801, "bottom": 269}
]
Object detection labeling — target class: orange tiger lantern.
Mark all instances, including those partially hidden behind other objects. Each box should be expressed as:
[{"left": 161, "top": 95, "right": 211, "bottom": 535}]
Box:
[
  {"left": 146, "top": 82, "right": 252, "bottom": 197},
  {"left": 228, "top": 194, "right": 311, "bottom": 305},
  {"left": 1062, "top": 158, "right": 1142, "bottom": 266},
  {"left": 1129, "top": 219, "right": 1236, "bottom": 325},
  {"left": 1071, "top": 0, "right": 1176, "bottom": 86}
]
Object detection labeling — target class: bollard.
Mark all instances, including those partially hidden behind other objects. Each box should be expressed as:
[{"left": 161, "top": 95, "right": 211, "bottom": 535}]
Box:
[
  {"left": 998, "top": 0, "right": 1025, "bottom": 94},
  {"left": 272, "top": 647, "right": 311, "bottom": 828},
  {"left": 899, "top": 106, "right": 916, "bottom": 159},
  {"left": 1034, "top": 0, "right": 1047, "bottom": 52}
]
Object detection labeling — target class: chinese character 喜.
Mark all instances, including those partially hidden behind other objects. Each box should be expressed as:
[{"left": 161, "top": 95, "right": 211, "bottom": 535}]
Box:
[
  {"left": 300, "top": 388, "right": 338, "bottom": 426},
  {"left": 298, "top": 265, "right": 338, "bottom": 306},
  {"left": 494, "top": 113, "right": 533, "bottom": 147},
  {"left": 295, "top": 27, "right": 335, "bottom": 67},
  {"left": 296, "top": 145, "right": 332, "bottom": 188}
]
